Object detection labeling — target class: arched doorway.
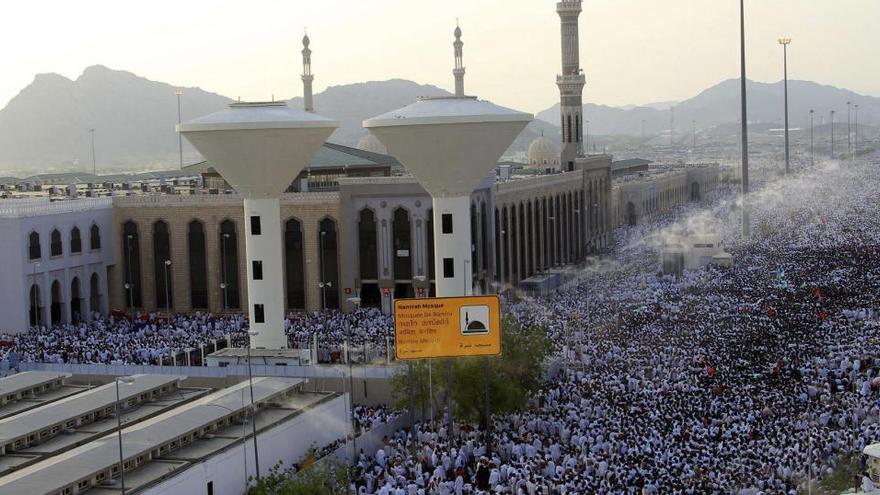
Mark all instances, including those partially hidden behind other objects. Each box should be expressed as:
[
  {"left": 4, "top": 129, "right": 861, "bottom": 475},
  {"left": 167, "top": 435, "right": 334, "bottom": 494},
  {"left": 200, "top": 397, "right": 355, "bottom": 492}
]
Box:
[
  {"left": 392, "top": 208, "right": 412, "bottom": 298},
  {"left": 626, "top": 202, "right": 637, "bottom": 227},
  {"left": 70, "top": 277, "right": 81, "bottom": 323},
  {"left": 219, "top": 220, "right": 240, "bottom": 310},
  {"left": 284, "top": 218, "right": 306, "bottom": 311},
  {"left": 90, "top": 273, "right": 101, "bottom": 314},
  {"left": 29, "top": 284, "right": 42, "bottom": 326},
  {"left": 50, "top": 280, "right": 63, "bottom": 325},
  {"left": 691, "top": 182, "right": 701, "bottom": 202},
  {"left": 318, "top": 218, "right": 339, "bottom": 310}
]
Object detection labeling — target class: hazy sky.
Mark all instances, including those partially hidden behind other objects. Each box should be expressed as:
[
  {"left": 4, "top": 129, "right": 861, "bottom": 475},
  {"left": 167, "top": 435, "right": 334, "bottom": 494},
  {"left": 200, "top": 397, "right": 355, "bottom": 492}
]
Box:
[{"left": 2, "top": 0, "right": 878, "bottom": 113}]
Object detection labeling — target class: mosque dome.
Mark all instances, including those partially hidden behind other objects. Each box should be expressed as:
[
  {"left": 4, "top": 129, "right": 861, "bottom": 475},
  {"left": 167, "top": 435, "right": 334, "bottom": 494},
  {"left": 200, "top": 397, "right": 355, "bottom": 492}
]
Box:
[
  {"left": 357, "top": 133, "right": 387, "bottom": 155},
  {"left": 527, "top": 133, "right": 559, "bottom": 168}
]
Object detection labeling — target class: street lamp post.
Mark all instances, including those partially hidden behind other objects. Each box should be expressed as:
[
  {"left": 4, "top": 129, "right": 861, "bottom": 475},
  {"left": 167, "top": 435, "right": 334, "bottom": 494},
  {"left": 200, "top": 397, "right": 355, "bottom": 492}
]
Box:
[
  {"left": 809, "top": 109, "right": 814, "bottom": 167},
  {"left": 830, "top": 110, "right": 836, "bottom": 159},
  {"left": 163, "top": 260, "right": 171, "bottom": 313},
  {"left": 778, "top": 38, "right": 791, "bottom": 175},
  {"left": 846, "top": 101, "right": 852, "bottom": 159},
  {"left": 175, "top": 90, "right": 184, "bottom": 169},
  {"left": 692, "top": 120, "right": 697, "bottom": 152},
  {"left": 90, "top": 129, "right": 97, "bottom": 176},
  {"left": 739, "top": 0, "right": 750, "bottom": 238},
  {"left": 125, "top": 234, "right": 134, "bottom": 312},
  {"left": 245, "top": 330, "right": 261, "bottom": 481},
  {"left": 114, "top": 376, "right": 135, "bottom": 493},
  {"left": 221, "top": 233, "right": 230, "bottom": 310},
  {"left": 641, "top": 119, "right": 646, "bottom": 147},
  {"left": 854, "top": 104, "right": 859, "bottom": 158},
  {"left": 346, "top": 296, "right": 361, "bottom": 464},
  {"left": 204, "top": 393, "right": 248, "bottom": 494},
  {"left": 319, "top": 231, "right": 327, "bottom": 310}
]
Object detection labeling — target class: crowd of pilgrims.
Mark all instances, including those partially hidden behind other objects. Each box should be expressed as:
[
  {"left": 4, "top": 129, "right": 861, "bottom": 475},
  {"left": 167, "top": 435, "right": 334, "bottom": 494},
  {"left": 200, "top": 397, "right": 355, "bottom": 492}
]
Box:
[
  {"left": 0, "top": 306, "right": 394, "bottom": 365},
  {"left": 344, "top": 158, "right": 880, "bottom": 494},
  {"left": 2, "top": 157, "right": 880, "bottom": 493}
]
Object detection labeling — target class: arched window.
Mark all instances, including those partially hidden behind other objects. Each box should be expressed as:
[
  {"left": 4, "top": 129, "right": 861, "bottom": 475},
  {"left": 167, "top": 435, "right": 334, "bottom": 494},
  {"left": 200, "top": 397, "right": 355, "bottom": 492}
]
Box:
[
  {"left": 393, "top": 208, "right": 412, "bottom": 281},
  {"left": 153, "top": 221, "right": 172, "bottom": 310},
  {"left": 70, "top": 227, "right": 82, "bottom": 254},
  {"left": 284, "top": 218, "right": 305, "bottom": 310},
  {"left": 50, "top": 229, "right": 62, "bottom": 257},
  {"left": 318, "top": 218, "right": 339, "bottom": 309},
  {"left": 219, "top": 220, "right": 240, "bottom": 309},
  {"left": 28, "top": 232, "right": 41, "bottom": 260},
  {"left": 188, "top": 221, "right": 208, "bottom": 309},
  {"left": 358, "top": 209, "right": 378, "bottom": 280},
  {"left": 122, "top": 221, "right": 142, "bottom": 308},
  {"left": 90, "top": 224, "right": 101, "bottom": 250}
]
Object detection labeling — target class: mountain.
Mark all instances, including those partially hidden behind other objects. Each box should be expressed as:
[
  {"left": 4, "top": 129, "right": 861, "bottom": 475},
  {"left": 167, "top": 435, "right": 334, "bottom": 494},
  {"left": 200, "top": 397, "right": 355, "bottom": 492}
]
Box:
[
  {"left": 0, "top": 65, "right": 232, "bottom": 172},
  {"left": 2, "top": 67, "right": 877, "bottom": 173},
  {"left": 537, "top": 79, "right": 880, "bottom": 136}
]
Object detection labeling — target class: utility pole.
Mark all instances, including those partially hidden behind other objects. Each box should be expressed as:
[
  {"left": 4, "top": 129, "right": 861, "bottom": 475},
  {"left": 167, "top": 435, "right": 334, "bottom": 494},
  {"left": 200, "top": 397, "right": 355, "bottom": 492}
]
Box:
[
  {"left": 830, "top": 110, "right": 835, "bottom": 159},
  {"left": 739, "top": 0, "right": 750, "bottom": 238},
  {"left": 778, "top": 38, "right": 791, "bottom": 174},
  {"left": 846, "top": 101, "right": 852, "bottom": 159},
  {"left": 809, "top": 109, "right": 814, "bottom": 167},
  {"left": 854, "top": 104, "right": 859, "bottom": 158},
  {"left": 175, "top": 90, "right": 184, "bottom": 169}
]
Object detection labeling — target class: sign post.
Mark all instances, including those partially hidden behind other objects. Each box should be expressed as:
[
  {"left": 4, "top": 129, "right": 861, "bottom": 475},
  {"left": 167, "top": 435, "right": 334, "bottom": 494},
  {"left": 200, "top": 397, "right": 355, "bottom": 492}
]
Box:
[{"left": 393, "top": 295, "right": 501, "bottom": 360}]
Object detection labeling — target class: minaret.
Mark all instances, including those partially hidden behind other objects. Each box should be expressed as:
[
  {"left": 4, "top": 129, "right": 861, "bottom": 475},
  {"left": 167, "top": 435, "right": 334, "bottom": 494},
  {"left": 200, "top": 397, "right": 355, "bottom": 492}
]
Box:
[
  {"left": 301, "top": 33, "right": 314, "bottom": 113},
  {"left": 453, "top": 23, "right": 465, "bottom": 96},
  {"left": 556, "top": 0, "right": 586, "bottom": 171}
]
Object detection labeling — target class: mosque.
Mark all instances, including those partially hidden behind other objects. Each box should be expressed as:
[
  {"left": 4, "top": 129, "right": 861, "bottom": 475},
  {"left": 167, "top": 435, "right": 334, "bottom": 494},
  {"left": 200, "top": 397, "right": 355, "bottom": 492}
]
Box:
[{"left": 0, "top": 0, "right": 718, "bottom": 332}]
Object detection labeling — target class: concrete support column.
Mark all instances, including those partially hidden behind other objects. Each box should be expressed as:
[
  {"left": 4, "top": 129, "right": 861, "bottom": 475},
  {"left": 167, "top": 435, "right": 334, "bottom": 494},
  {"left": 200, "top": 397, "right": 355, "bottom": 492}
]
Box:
[
  {"left": 243, "top": 198, "right": 287, "bottom": 349},
  {"left": 432, "top": 196, "right": 472, "bottom": 297}
]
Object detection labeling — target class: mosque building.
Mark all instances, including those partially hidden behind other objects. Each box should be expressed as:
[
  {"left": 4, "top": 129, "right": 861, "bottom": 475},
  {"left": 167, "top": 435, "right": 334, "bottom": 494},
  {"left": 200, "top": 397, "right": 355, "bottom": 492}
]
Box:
[{"left": 0, "top": 2, "right": 717, "bottom": 332}]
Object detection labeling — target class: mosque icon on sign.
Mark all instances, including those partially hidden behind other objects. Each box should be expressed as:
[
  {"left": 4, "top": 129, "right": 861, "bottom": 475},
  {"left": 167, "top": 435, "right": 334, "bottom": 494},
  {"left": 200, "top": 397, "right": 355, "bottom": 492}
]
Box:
[{"left": 460, "top": 305, "right": 490, "bottom": 335}]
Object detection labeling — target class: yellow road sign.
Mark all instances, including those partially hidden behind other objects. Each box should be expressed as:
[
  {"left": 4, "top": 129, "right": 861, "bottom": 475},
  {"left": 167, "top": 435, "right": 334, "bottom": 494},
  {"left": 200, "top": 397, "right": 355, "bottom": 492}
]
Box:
[{"left": 394, "top": 295, "right": 501, "bottom": 360}]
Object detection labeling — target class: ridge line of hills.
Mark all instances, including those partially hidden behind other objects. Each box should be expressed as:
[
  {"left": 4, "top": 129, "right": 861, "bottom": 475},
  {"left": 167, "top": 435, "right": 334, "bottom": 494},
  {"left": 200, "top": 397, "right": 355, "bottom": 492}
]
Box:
[{"left": 0, "top": 65, "right": 877, "bottom": 173}]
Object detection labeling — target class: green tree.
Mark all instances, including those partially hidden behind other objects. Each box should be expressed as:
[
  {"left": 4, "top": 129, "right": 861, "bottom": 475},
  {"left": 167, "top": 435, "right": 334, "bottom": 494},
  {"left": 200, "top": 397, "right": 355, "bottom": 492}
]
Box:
[
  {"left": 392, "top": 316, "right": 551, "bottom": 424},
  {"left": 246, "top": 450, "right": 352, "bottom": 495}
]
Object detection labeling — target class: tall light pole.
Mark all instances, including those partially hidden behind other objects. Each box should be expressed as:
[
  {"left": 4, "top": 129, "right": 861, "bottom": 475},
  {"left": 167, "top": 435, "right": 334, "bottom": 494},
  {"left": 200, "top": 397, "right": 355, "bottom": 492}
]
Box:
[
  {"left": 692, "top": 120, "right": 697, "bottom": 151},
  {"left": 175, "top": 90, "right": 184, "bottom": 169},
  {"left": 585, "top": 120, "right": 590, "bottom": 155},
  {"left": 641, "top": 119, "right": 646, "bottom": 147},
  {"left": 245, "top": 330, "right": 261, "bottom": 481},
  {"left": 125, "top": 234, "right": 134, "bottom": 311},
  {"left": 204, "top": 394, "right": 248, "bottom": 494},
  {"left": 346, "top": 296, "right": 361, "bottom": 464},
  {"left": 739, "top": 0, "right": 750, "bottom": 237},
  {"left": 319, "top": 230, "right": 327, "bottom": 310},
  {"left": 854, "top": 104, "right": 859, "bottom": 158},
  {"left": 221, "top": 233, "right": 230, "bottom": 310},
  {"left": 669, "top": 106, "right": 675, "bottom": 150},
  {"left": 89, "top": 129, "right": 97, "bottom": 176},
  {"left": 114, "top": 376, "right": 135, "bottom": 493},
  {"left": 846, "top": 101, "right": 852, "bottom": 159},
  {"left": 163, "top": 260, "right": 172, "bottom": 313},
  {"left": 809, "top": 109, "right": 814, "bottom": 167},
  {"left": 830, "top": 110, "right": 836, "bottom": 159},
  {"left": 778, "top": 38, "right": 791, "bottom": 174}
]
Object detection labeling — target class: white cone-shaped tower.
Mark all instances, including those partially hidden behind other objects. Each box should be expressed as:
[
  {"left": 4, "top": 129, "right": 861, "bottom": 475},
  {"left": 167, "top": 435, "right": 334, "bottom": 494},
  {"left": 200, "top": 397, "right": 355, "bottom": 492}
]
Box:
[
  {"left": 364, "top": 96, "right": 531, "bottom": 297},
  {"left": 179, "top": 102, "right": 338, "bottom": 348}
]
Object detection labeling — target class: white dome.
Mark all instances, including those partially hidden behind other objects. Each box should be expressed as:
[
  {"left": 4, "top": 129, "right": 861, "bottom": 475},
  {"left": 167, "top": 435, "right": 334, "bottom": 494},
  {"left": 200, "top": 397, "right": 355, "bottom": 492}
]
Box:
[
  {"left": 527, "top": 134, "right": 559, "bottom": 168},
  {"left": 357, "top": 133, "right": 387, "bottom": 154}
]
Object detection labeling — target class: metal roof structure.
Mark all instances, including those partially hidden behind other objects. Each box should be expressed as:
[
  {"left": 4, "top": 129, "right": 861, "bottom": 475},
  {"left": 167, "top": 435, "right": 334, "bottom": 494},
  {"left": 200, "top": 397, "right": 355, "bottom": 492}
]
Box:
[
  {"left": 0, "top": 377, "right": 305, "bottom": 495},
  {"left": 0, "top": 372, "right": 69, "bottom": 400},
  {"left": 0, "top": 375, "right": 181, "bottom": 446}
]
